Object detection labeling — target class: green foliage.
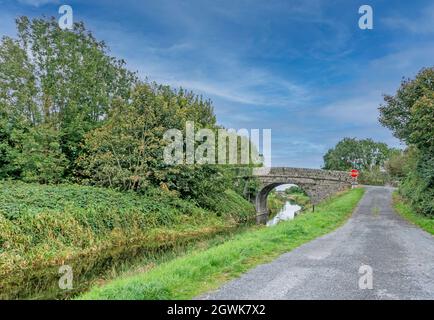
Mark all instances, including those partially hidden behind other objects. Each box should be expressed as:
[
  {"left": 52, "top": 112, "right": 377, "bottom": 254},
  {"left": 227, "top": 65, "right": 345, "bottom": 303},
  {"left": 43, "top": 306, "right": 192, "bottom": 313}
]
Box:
[
  {"left": 267, "top": 192, "right": 286, "bottom": 216},
  {"left": 0, "top": 17, "right": 137, "bottom": 181},
  {"left": 379, "top": 68, "right": 434, "bottom": 216},
  {"left": 79, "top": 188, "right": 364, "bottom": 300},
  {"left": 0, "top": 16, "right": 255, "bottom": 207},
  {"left": 379, "top": 68, "right": 434, "bottom": 143},
  {"left": 285, "top": 186, "right": 306, "bottom": 195},
  {"left": 385, "top": 148, "right": 413, "bottom": 181},
  {"left": 198, "top": 189, "right": 256, "bottom": 223},
  {"left": 323, "top": 137, "right": 395, "bottom": 171},
  {"left": 393, "top": 193, "right": 434, "bottom": 235},
  {"left": 76, "top": 83, "right": 231, "bottom": 207},
  {"left": 399, "top": 151, "right": 434, "bottom": 216},
  {"left": 358, "top": 168, "right": 389, "bottom": 186},
  {"left": 323, "top": 137, "right": 399, "bottom": 186},
  {"left": 268, "top": 187, "right": 311, "bottom": 217},
  {"left": 12, "top": 125, "right": 67, "bottom": 183},
  {"left": 0, "top": 181, "right": 255, "bottom": 299}
]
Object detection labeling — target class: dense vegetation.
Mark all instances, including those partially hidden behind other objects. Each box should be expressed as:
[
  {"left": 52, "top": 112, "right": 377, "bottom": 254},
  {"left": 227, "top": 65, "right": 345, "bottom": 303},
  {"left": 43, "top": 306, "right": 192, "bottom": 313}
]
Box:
[
  {"left": 323, "top": 138, "right": 399, "bottom": 185},
  {"left": 0, "top": 181, "right": 255, "bottom": 299},
  {"left": 393, "top": 193, "right": 434, "bottom": 235},
  {"left": 0, "top": 17, "right": 137, "bottom": 183},
  {"left": 379, "top": 68, "right": 434, "bottom": 216},
  {"left": 0, "top": 17, "right": 257, "bottom": 207},
  {"left": 80, "top": 188, "right": 364, "bottom": 300},
  {"left": 0, "top": 16, "right": 372, "bottom": 300},
  {"left": 0, "top": 17, "right": 260, "bottom": 298}
]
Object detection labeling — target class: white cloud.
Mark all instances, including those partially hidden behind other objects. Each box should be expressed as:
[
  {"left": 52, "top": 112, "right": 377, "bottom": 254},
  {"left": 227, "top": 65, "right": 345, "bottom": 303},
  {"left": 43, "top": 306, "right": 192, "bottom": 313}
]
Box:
[
  {"left": 96, "top": 25, "right": 311, "bottom": 108},
  {"left": 153, "top": 72, "right": 309, "bottom": 107}
]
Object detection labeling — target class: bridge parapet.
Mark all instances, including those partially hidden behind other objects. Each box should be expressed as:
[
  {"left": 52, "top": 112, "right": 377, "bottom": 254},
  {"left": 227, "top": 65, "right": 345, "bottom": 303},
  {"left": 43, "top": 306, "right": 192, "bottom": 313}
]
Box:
[{"left": 255, "top": 167, "right": 352, "bottom": 183}]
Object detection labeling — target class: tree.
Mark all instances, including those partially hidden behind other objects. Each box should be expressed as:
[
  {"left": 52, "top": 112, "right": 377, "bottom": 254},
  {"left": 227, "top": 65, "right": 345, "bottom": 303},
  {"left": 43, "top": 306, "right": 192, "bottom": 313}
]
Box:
[
  {"left": 323, "top": 138, "right": 394, "bottom": 171},
  {"left": 77, "top": 83, "right": 229, "bottom": 208},
  {"left": 12, "top": 125, "right": 67, "bottom": 183},
  {"left": 379, "top": 68, "right": 434, "bottom": 216},
  {"left": 0, "top": 17, "right": 137, "bottom": 181},
  {"left": 379, "top": 68, "right": 434, "bottom": 144},
  {"left": 0, "top": 16, "right": 257, "bottom": 208},
  {"left": 385, "top": 148, "right": 413, "bottom": 180}
]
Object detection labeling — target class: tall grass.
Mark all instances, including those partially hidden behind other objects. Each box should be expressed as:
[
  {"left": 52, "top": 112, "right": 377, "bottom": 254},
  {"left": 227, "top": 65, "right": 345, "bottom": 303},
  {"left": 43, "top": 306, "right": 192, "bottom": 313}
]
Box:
[
  {"left": 0, "top": 181, "right": 255, "bottom": 299},
  {"left": 80, "top": 188, "right": 364, "bottom": 300},
  {"left": 393, "top": 193, "right": 434, "bottom": 235}
]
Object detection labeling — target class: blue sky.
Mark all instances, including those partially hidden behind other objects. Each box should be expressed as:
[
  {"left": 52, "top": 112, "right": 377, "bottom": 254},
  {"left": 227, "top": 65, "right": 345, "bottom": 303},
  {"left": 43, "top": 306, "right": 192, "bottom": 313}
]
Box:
[{"left": 1, "top": 0, "right": 433, "bottom": 168}]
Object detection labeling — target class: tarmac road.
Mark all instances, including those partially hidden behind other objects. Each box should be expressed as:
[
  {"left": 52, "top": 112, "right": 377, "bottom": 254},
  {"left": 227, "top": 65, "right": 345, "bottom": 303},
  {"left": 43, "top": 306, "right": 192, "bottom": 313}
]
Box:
[{"left": 200, "top": 186, "right": 434, "bottom": 300}]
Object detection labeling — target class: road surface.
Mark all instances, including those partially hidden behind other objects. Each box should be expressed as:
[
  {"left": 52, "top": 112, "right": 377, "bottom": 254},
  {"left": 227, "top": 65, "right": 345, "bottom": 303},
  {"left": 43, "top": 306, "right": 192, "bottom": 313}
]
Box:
[{"left": 200, "top": 186, "right": 434, "bottom": 300}]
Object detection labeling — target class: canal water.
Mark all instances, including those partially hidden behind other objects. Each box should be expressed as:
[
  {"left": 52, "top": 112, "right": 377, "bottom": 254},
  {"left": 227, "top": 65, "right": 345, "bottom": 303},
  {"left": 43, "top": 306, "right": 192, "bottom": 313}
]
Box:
[{"left": 267, "top": 201, "right": 302, "bottom": 227}]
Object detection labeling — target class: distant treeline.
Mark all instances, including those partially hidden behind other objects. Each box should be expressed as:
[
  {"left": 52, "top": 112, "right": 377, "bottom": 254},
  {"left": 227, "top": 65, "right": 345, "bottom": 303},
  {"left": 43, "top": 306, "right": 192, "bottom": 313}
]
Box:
[{"left": 322, "top": 137, "right": 400, "bottom": 186}]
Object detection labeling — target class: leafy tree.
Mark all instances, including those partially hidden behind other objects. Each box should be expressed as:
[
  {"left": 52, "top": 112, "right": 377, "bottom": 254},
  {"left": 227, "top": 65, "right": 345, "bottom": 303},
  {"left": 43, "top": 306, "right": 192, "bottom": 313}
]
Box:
[
  {"left": 77, "top": 83, "right": 230, "bottom": 208},
  {"left": 379, "top": 68, "right": 434, "bottom": 144},
  {"left": 12, "top": 125, "right": 67, "bottom": 183},
  {"left": 323, "top": 138, "right": 394, "bottom": 171},
  {"left": 0, "top": 17, "right": 137, "bottom": 180},
  {"left": 385, "top": 148, "right": 414, "bottom": 180},
  {"left": 0, "top": 16, "right": 257, "bottom": 208},
  {"left": 379, "top": 68, "right": 434, "bottom": 216}
]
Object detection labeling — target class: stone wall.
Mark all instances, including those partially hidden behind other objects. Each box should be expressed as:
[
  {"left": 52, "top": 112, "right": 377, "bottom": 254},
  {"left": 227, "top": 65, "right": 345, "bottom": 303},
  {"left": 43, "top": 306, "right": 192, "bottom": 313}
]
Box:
[{"left": 254, "top": 167, "right": 352, "bottom": 224}]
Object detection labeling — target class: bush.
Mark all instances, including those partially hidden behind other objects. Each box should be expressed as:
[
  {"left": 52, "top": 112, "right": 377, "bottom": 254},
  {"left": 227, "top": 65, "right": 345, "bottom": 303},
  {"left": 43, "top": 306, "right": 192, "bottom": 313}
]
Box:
[
  {"left": 285, "top": 186, "right": 306, "bottom": 195},
  {"left": 379, "top": 68, "right": 434, "bottom": 216},
  {"left": 358, "top": 169, "right": 389, "bottom": 186},
  {"left": 400, "top": 150, "right": 434, "bottom": 216}
]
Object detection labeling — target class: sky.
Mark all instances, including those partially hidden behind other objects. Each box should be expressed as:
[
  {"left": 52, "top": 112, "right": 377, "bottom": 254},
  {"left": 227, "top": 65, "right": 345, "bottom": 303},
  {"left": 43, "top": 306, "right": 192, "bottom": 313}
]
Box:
[{"left": 1, "top": 0, "right": 433, "bottom": 168}]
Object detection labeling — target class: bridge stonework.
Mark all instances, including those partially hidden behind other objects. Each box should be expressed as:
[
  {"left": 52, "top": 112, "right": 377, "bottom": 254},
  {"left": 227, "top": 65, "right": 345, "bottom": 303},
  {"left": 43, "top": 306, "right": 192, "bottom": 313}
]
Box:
[{"left": 254, "top": 167, "right": 353, "bottom": 224}]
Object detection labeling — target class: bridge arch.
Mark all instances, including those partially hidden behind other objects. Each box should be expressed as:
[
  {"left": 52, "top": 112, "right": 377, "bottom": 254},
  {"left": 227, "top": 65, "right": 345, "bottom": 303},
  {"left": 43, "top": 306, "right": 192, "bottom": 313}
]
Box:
[{"left": 254, "top": 168, "right": 352, "bottom": 224}]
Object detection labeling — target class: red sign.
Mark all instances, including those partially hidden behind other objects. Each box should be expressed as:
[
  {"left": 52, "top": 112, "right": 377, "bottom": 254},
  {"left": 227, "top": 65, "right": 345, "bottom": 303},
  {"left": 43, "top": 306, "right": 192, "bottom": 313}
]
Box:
[{"left": 350, "top": 169, "right": 359, "bottom": 178}]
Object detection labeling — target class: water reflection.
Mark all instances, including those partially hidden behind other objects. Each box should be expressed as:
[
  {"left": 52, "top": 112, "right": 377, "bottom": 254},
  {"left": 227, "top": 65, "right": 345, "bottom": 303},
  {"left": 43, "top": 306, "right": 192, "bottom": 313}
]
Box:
[{"left": 267, "top": 201, "right": 302, "bottom": 227}]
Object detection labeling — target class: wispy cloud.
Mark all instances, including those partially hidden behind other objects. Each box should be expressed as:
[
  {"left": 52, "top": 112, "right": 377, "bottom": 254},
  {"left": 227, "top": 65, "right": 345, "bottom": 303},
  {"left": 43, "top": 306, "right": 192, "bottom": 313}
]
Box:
[
  {"left": 84, "top": 10, "right": 313, "bottom": 108},
  {"left": 2, "top": 0, "right": 431, "bottom": 168},
  {"left": 148, "top": 68, "right": 310, "bottom": 107}
]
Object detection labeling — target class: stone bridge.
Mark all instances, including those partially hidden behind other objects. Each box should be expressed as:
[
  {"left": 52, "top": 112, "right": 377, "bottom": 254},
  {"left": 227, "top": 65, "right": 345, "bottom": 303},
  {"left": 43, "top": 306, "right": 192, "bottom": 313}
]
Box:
[{"left": 253, "top": 167, "right": 353, "bottom": 224}]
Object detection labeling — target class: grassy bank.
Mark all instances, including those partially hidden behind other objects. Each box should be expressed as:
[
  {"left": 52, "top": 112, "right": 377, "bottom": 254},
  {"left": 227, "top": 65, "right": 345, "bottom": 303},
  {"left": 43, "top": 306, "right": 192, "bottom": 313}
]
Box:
[
  {"left": 393, "top": 193, "right": 434, "bottom": 235},
  {"left": 0, "top": 181, "right": 255, "bottom": 299},
  {"left": 80, "top": 187, "right": 365, "bottom": 300}
]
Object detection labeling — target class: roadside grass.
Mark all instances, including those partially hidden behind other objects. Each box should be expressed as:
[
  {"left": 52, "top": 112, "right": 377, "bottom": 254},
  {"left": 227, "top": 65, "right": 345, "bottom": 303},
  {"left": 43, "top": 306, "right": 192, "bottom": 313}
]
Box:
[
  {"left": 393, "top": 193, "right": 434, "bottom": 235},
  {"left": 79, "top": 188, "right": 365, "bottom": 300}
]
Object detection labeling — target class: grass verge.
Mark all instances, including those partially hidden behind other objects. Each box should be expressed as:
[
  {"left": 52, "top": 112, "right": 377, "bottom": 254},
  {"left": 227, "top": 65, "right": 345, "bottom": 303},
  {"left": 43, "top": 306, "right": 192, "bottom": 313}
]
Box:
[
  {"left": 393, "top": 192, "right": 434, "bottom": 235},
  {"left": 79, "top": 187, "right": 365, "bottom": 300}
]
